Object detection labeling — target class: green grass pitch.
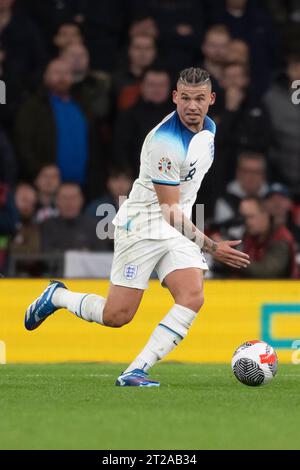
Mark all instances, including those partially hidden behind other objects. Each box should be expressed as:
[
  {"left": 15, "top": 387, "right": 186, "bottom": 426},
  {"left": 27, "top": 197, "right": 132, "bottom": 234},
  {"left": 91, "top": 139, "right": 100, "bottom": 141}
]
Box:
[{"left": 1, "top": 363, "right": 300, "bottom": 450}]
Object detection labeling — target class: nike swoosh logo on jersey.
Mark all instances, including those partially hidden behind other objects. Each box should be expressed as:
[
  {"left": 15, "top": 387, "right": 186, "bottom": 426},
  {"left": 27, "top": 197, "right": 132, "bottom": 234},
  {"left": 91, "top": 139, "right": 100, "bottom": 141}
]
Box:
[{"left": 190, "top": 160, "right": 198, "bottom": 167}]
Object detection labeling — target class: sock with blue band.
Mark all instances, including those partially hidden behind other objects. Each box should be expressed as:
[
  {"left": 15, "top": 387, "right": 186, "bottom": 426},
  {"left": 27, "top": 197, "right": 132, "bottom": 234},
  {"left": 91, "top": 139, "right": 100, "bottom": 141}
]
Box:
[
  {"left": 123, "top": 304, "right": 197, "bottom": 374},
  {"left": 52, "top": 288, "right": 106, "bottom": 325}
]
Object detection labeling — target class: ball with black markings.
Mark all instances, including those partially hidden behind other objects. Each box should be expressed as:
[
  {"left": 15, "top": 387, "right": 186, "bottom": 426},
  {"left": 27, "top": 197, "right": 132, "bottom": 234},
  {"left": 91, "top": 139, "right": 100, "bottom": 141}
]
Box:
[{"left": 232, "top": 340, "right": 278, "bottom": 386}]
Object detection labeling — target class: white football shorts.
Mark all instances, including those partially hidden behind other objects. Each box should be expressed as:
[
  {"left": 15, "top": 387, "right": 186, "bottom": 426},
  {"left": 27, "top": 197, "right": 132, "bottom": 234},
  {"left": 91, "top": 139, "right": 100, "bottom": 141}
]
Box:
[{"left": 110, "top": 226, "right": 209, "bottom": 290}]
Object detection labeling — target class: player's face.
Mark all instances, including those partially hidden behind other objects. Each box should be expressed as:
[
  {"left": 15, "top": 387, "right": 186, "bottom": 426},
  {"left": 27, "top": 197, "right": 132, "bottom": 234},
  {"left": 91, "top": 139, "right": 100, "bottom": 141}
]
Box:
[{"left": 173, "top": 83, "right": 216, "bottom": 131}]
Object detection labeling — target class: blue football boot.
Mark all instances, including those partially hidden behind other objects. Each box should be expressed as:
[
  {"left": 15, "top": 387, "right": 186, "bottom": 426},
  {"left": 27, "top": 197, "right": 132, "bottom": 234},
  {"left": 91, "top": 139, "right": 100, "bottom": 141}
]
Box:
[
  {"left": 24, "top": 280, "right": 67, "bottom": 331},
  {"left": 115, "top": 369, "right": 160, "bottom": 387}
]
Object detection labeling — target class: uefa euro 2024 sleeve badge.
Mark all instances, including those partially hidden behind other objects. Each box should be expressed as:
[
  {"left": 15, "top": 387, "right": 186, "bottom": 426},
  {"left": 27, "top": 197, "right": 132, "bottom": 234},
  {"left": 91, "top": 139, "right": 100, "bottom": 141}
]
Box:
[{"left": 158, "top": 157, "right": 172, "bottom": 174}]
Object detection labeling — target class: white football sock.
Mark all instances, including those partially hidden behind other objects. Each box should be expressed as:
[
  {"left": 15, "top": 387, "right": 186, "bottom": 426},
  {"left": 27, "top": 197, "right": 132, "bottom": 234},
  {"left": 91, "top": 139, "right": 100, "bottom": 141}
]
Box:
[
  {"left": 52, "top": 288, "right": 106, "bottom": 325},
  {"left": 123, "top": 304, "right": 197, "bottom": 374}
]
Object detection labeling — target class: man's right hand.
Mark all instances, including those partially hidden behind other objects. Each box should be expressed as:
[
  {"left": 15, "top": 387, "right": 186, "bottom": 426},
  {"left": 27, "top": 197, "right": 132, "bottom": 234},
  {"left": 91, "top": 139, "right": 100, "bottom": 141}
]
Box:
[{"left": 211, "top": 240, "right": 250, "bottom": 269}]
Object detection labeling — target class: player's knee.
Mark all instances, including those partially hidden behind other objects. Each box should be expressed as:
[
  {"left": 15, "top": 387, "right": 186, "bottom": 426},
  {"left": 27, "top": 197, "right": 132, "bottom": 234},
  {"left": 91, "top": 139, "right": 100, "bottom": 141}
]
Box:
[
  {"left": 178, "top": 291, "right": 204, "bottom": 313},
  {"left": 103, "top": 308, "right": 134, "bottom": 328}
]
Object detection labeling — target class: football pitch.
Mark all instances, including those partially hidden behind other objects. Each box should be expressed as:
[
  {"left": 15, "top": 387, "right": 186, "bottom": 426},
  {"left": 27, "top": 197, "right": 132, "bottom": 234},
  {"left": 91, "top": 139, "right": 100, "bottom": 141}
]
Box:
[{"left": 1, "top": 363, "right": 300, "bottom": 450}]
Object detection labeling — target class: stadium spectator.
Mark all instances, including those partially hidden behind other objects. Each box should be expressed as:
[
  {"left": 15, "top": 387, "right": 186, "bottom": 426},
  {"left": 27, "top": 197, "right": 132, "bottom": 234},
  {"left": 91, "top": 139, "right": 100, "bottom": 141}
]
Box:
[
  {"left": 264, "top": 183, "right": 300, "bottom": 249},
  {"left": 0, "top": 127, "right": 17, "bottom": 186},
  {"left": 10, "top": 183, "right": 40, "bottom": 256},
  {"left": 200, "top": 63, "right": 271, "bottom": 218},
  {"left": 61, "top": 43, "right": 111, "bottom": 121},
  {"left": 210, "top": 0, "right": 280, "bottom": 98},
  {"left": 128, "top": 0, "right": 207, "bottom": 73},
  {"left": 263, "top": 53, "right": 300, "bottom": 199},
  {"left": 0, "top": 0, "right": 47, "bottom": 90},
  {"left": 210, "top": 63, "right": 271, "bottom": 187},
  {"left": 201, "top": 25, "right": 231, "bottom": 98},
  {"left": 225, "top": 39, "right": 250, "bottom": 65},
  {"left": 113, "top": 67, "right": 172, "bottom": 176},
  {"left": 53, "top": 22, "right": 84, "bottom": 56},
  {"left": 15, "top": 59, "right": 105, "bottom": 199},
  {"left": 213, "top": 152, "right": 269, "bottom": 238},
  {"left": 239, "top": 197, "right": 298, "bottom": 278},
  {"left": 34, "top": 165, "right": 61, "bottom": 223},
  {"left": 86, "top": 166, "right": 133, "bottom": 218},
  {"left": 0, "top": 0, "right": 298, "bottom": 280},
  {"left": 40, "top": 183, "right": 111, "bottom": 253},
  {"left": 129, "top": 16, "right": 159, "bottom": 40},
  {"left": 0, "top": 180, "right": 17, "bottom": 272},
  {"left": 23, "top": 0, "right": 85, "bottom": 47},
  {"left": 86, "top": 166, "right": 133, "bottom": 247},
  {"left": 221, "top": 62, "right": 250, "bottom": 92},
  {"left": 113, "top": 34, "right": 157, "bottom": 111}
]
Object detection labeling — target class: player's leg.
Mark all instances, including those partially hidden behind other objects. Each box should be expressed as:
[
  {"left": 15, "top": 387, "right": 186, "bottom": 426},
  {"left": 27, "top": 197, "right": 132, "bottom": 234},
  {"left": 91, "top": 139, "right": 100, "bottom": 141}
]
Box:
[
  {"left": 24, "top": 279, "right": 144, "bottom": 331},
  {"left": 120, "top": 268, "right": 203, "bottom": 376},
  {"left": 25, "top": 225, "right": 151, "bottom": 331},
  {"left": 164, "top": 267, "right": 204, "bottom": 312},
  {"left": 104, "top": 284, "right": 145, "bottom": 328},
  {"left": 54, "top": 282, "right": 144, "bottom": 327},
  {"left": 117, "top": 237, "right": 206, "bottom": 386}
]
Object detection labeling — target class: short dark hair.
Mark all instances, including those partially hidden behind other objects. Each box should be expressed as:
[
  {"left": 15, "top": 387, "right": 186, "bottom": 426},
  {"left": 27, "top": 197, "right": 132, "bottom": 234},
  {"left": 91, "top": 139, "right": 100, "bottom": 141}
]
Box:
[
  {"left": 107, "top": 166, "right": 133, "bottom": 180},
  {"left": 57, "top": 182, "right": 83, "bottom": 194},
  {"left": 237, "top": 151, "right": 266, "bottom": 170},
  {"left": 55, "top": 21, "right": 82, "bottom": 35},
  {"left": 177, "top": 67, "right": 211, "bottom": 88},
  {"left": 205, "top": 24, "right": 231, "bottom": 39}
]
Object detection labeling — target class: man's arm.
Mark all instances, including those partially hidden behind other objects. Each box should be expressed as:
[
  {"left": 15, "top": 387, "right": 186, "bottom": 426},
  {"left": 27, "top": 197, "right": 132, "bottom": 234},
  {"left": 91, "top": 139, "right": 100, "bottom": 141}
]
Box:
[{"left": 154, "top": 184, "right": 250, "bottom": 269}]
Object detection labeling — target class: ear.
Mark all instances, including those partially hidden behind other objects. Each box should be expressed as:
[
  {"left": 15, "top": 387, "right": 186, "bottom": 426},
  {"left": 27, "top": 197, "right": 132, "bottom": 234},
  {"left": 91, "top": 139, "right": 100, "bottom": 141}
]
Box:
[
  {"left": 210, "top": 92, "right": 216, "bottom": 106},
  {"left": 172, "top": 89, "right": 178, "bottom": 105}
]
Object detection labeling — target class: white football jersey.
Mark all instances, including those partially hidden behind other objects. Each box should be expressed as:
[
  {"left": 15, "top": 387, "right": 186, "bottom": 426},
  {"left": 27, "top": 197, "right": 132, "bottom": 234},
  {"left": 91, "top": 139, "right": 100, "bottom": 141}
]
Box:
[{"left": 113, "top": 111, "right": 216, "bottom": 239}]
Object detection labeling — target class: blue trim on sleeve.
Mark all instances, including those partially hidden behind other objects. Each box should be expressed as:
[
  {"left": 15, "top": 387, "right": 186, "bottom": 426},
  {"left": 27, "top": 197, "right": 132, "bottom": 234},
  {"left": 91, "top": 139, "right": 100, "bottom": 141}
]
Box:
[
  {"left": 203, "top": 116, "right": 216, "bottom": 135},
  {"left": 152, "top": 179, "right": 180, "bottom": 186}
]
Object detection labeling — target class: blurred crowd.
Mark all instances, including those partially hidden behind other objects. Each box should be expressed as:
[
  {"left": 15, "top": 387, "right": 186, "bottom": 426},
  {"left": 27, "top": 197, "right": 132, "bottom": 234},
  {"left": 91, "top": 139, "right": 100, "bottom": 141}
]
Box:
[{"left": 0, "top": 0, "right": 300, "bottom": 278}]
